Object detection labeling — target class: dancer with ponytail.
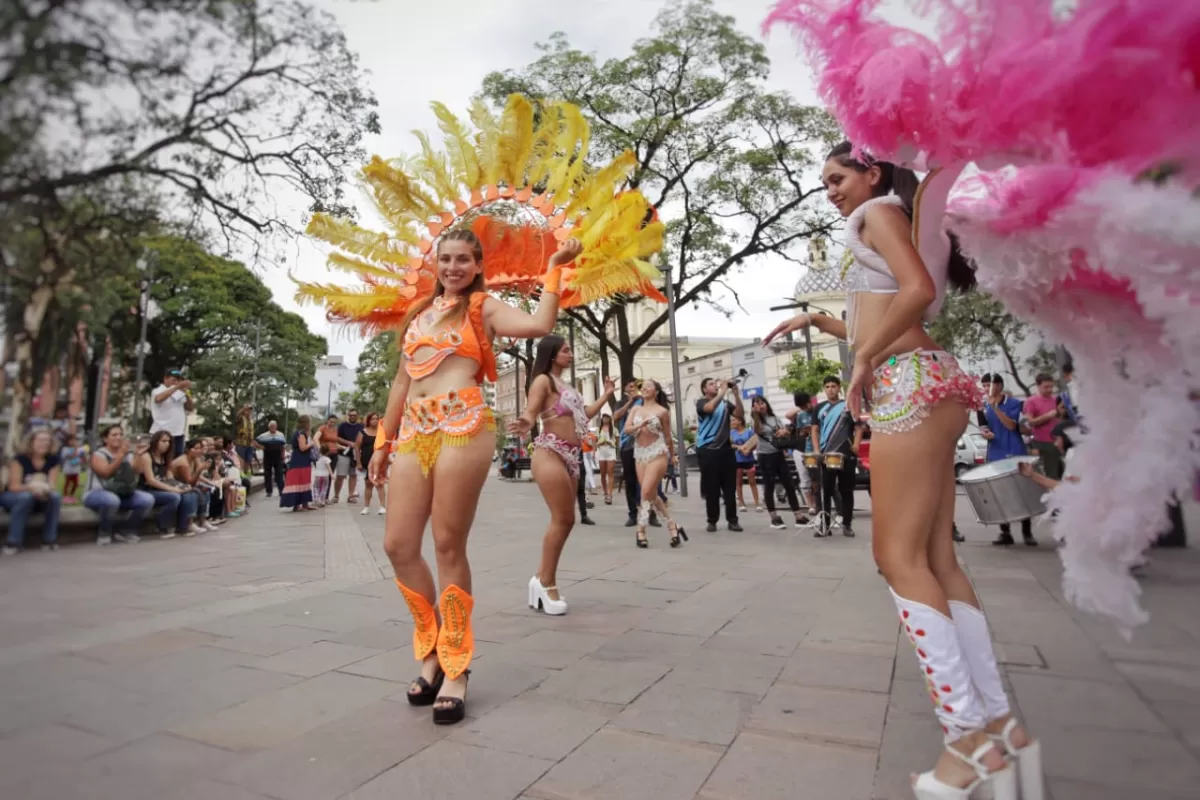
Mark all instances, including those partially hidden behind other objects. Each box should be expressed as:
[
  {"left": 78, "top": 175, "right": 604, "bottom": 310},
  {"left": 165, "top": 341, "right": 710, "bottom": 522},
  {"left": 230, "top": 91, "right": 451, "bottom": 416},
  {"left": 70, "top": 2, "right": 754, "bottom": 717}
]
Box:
[
  {"left": 625, "top": 379, "right": 686, "bottom": 549},
  {"left": 764, "top": 144, "right": 1030, "bottom": 799},
  {"left": 510, "top": 335, "right": 614, "bottom": 615}
]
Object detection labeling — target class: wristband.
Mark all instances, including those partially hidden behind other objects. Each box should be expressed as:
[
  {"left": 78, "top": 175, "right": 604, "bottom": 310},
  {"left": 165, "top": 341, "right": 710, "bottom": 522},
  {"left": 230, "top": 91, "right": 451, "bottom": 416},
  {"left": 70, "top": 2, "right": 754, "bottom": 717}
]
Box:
[
  {"left": 374, "top": 425, "right": 396, "bottom": 451},
  {"left": 542, "top": 267, "right": 562, "bottom": 295}
]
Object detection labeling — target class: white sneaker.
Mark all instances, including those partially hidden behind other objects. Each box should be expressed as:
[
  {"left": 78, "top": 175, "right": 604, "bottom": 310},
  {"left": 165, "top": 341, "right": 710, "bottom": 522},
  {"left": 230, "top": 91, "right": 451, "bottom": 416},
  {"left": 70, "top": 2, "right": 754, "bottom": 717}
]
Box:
[
  {"left": 528, "top": 576, "right": 568, "bottom": 615},
  {"left": 183, "top": 525, "right": 200, "bottom": 537},
  {"left": 40, "top": 543, "right": 59, "bottom": 552},
  {"left": 97, "top": 535, "right": 112, "bottom": 546},
  {"left": 377, "top": 507, "right": 386, "bottom": 515},
  {"left": 160, "top": 531, "right": 177, "bottom": 540},
  {"left": 1, "top": 546, "right": 18, "bottom": 556},
  {"left": 203, "top": 521, "right": 219, "bottom": 532},
  {"left": 738, "top": 505, "right": 748, "bottom": 513},
  {"left": 114, "top": 533, "right": 141, "bottom": 544},
  {"left": 360, "top": 507, "right": 370, "bottom": 515}
]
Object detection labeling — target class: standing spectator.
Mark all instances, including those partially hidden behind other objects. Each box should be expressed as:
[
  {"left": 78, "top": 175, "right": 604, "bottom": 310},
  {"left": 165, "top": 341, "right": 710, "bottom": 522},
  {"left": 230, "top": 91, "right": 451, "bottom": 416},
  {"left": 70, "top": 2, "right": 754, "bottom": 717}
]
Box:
[
  {"left": 134, "top": 430, "right": 202, "bottom": 538},
  {"left": 234, "top": 404, "right": 257, "bottom": 474},
  {"left": 171, "top": 439, "right": 219, "bottom": 531},
  {"left": 1022, "top": 373, "right": 1065, "bottom": 481},
  {"left": 333, "top": 409, "right": 364, "bottom": 504},
  {"left": 59, "top": 432, "right": 86, "bottom": 503},
  {"left": 581, "top": 429, "right": 598, "bottom": 494},
  {"left": 695, "top": 377, "right": 744, "bottom": 532},
  {"left": 750, "top": 395, "right": 807, "bottom": 529},
  {"left": 255, "top": 420, "right": 287, "bottom": 497},
  {"left": 356, "top": 412, "right": 388, "bottom": 515},
  {"left": 1059, "top": 362, "right": 1085, "bottom": 434},
  {"left": 730, "top": 414, "right": 762, "bottom": 512},
  {"left": 786, "top": 392, "right": 818, "bottom": 517},
  {"left": 280, "top": 416, "right": 316, "bottom": 511},
  {"left": 980, "top": 374, "right": 1037, "bottom": 546},
  {"left": 83, "top": 424, "right": 155, "bottom": 545},
  {"left": 812, "top": 376, "right": 859, "bottom": 537},
  {"left": 1, "top": 428, "right": 63, "bottom": 555},
  {"left": 149, "top": 369, "right": 194, "bottom": 456}
]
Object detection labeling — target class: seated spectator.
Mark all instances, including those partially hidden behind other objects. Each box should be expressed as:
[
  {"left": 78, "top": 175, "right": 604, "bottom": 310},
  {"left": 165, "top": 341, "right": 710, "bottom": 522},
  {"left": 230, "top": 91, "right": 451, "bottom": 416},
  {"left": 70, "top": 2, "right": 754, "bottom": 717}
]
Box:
[
  {"left": 210, "top": 436, "right": 244, "bottom": 517},
  {"left": 171, "top": 438, "right": 221, "bottom": 531},
  {"left": 1, "top": 428, "right": 63, "bottom": 555},
  {"left": 135, "top": 431, "right": 203, "bottom": 538},
  {"left": 83, "top": 424, "right": 154, "bottom": 546}
]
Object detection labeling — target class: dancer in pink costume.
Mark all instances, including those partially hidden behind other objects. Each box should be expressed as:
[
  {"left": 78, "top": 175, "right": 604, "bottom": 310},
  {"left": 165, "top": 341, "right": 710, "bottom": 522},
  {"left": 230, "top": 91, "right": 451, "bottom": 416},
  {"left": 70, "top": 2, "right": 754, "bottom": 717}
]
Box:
[{"left": 764, "top": 0, "right": 1200, "bottom": 797}]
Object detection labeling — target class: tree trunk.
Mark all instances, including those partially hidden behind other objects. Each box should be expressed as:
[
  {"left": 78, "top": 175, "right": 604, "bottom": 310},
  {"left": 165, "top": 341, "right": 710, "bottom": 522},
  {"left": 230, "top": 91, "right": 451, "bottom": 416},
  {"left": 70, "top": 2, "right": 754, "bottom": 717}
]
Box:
[
  {"left": 6, "top": 280, "right": 56, "bottom": 455},
  {"left": 993, "top": 335, "right": 1032, "bottom": 395},
  {"left": 614, "top": 307, "right": 635, "bottom": 386}
]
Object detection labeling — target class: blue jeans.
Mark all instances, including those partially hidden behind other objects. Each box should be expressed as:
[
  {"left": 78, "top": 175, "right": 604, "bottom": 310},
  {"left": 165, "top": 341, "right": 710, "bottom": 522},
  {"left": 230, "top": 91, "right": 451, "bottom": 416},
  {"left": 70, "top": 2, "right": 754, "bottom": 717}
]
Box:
[
  {"left": 83, "top": 489, "right": 154, "bottom": 536},
  {"left": 1, "top": 490, "right": 61, "bottom": 547},
  {"left": 143, "top": 489, "right": 200, "bottom": 532},
  {"left": 236, "top": 445, "right": 256, "bottom": 471},
  {"left": 172, "top": 435, "right": 185, "bottom": 458}
]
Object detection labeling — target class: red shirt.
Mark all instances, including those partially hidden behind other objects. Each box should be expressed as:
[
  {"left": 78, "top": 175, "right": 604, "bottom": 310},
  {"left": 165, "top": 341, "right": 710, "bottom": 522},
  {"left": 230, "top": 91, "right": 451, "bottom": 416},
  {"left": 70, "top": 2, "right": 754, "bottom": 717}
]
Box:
[{"left": 1022, "top": 395, "right": 1058, "bottom": 443}]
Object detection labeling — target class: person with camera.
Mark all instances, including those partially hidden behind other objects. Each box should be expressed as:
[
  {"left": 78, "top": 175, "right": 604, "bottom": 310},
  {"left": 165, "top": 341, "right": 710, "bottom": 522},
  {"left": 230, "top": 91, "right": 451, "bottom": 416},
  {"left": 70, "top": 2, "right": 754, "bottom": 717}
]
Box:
[
  {"left": 695, "top": 376, "right": 744, "bottom": 532},
  {"left": 149, "top": 368, "right": 195, "bottom": 457}
]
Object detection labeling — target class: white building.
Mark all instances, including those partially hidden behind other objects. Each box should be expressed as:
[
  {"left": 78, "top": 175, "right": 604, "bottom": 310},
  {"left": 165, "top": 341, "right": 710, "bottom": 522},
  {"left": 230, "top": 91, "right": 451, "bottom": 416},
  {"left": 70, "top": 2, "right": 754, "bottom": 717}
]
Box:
[{"left": 298, "top": 355, "right": 355, "bottom": 418}]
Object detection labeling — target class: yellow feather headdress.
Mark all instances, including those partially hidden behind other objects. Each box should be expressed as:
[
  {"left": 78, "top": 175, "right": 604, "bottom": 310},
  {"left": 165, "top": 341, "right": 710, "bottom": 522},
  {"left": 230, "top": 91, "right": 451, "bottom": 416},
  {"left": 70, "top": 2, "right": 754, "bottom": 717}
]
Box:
[{"left": 295, "top": 95, "right": 666, "bottom": 334}]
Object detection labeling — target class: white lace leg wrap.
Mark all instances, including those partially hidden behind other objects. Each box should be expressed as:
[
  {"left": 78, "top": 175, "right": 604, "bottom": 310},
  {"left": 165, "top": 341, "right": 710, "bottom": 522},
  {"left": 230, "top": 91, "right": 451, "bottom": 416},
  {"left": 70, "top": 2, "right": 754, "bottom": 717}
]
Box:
[
  {"left": 637, "top": 500, "right": 651, "bottom": 527},
  {"left": 950, "top": 600, "right": 1012, "bottom": 722},
  {"left": 890, "top": 587, "right": 986, "bottom": 741}
]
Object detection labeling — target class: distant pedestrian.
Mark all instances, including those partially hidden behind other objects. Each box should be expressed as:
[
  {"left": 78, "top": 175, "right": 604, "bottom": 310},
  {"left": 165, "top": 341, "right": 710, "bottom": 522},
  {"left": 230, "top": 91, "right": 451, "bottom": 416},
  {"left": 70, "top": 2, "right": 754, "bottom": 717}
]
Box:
[
  {"left": 334, "top": 409, "right": 364, "bottom": 504},
  {"left": 356, "top": 412, "right": 387, "bottom": 515},
  {"left": 149, "top": 369, "right": 194, "bottom": 456},
  {"left": 280, "top": 416, "right": 316, "bottom": 512},
  {"left": 234, "top": 404, "right": 257, "bottom": 473},
  {"left": 255, "top": 420, "right": 287, "bottom": 497}
]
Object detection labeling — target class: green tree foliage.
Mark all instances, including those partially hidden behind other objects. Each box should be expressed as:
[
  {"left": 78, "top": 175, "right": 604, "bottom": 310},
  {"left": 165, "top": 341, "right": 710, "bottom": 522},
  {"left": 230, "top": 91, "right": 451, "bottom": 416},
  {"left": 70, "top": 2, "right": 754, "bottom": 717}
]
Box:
[
  {"left": 928, "top": 292, "right": 1047, "bottom": 395},
  {"left": 481, "top": 0, "right": 839, "bottom": 384},
  {"left": 779, "top": 355, "right": 845, "bottom": 397},
  {"left": 351, "top": 332, "right": 399, "bottom": 414}
]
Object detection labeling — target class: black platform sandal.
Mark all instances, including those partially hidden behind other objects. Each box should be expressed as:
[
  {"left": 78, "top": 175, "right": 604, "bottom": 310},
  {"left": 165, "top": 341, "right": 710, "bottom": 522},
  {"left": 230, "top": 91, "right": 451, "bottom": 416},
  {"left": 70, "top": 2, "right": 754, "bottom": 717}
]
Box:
[
  {"left": 432, "top": 670, "right": 470, "bottom": 725},
  {"left": 668, "top": 520, "right": 688, "bottom": 548},
  {"left": 636, "top": 527, "right": 649, "bottom": 548},
  {"left": 406, "top": 667, "right": 444, "bottom": 707}
]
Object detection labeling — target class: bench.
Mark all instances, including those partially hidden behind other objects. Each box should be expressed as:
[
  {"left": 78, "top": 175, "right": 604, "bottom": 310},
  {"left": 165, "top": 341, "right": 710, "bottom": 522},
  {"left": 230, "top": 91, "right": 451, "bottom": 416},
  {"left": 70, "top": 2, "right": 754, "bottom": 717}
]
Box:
[{"left": 0, "top": 476, "right": 267, "bottom": 545}]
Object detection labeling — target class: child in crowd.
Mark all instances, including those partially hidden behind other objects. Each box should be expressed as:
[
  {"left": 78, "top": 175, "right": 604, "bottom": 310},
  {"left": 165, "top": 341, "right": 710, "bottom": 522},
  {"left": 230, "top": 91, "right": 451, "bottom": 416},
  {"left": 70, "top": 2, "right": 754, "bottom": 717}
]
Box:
[
  {"left": 312, "top": 453, "right": 332, "bottom": 507},
  {"left": 59, "top": 434, "right": 86, "bottom": 503}
]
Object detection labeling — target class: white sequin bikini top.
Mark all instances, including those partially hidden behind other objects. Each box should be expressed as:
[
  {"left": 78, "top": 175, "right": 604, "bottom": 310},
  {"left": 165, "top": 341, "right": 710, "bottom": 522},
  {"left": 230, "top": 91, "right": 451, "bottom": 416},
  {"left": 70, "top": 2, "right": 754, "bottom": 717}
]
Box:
[{"left": 842, "top": 194, "right": 950, "bottom": 346}]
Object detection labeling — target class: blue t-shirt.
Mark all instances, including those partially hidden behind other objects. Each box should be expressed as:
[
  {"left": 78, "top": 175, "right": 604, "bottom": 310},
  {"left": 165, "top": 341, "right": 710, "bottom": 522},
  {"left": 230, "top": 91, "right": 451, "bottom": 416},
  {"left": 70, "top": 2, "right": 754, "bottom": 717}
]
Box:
[
  {"left": 984, "top": 396, "right": 1027, "bottom": 461},
  {"left": 618, "top": 398, "right": 643, "bottom": 451},
  {"left": 794, "top": 410, "right": 814, "bottom": 453},
  {"left": 730, "top": 428, "right": 755, "bottom": 465}
]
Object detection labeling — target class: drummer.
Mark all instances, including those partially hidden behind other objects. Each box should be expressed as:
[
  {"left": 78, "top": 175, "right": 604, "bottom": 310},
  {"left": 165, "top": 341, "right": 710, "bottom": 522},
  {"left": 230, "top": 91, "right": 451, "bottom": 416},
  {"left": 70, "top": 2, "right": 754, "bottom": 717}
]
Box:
[
  {"left": 812, "top": 376, "right": 860, "bottom": 538},
  {"left": 980, "top": 374, "right": 1038, "bottom": 546}
]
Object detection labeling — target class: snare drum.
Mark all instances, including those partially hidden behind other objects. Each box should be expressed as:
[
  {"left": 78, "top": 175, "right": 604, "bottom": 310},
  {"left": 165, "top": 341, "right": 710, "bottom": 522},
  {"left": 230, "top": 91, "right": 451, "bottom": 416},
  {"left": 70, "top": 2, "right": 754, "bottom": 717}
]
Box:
[
  {"left": 802, "top": 453, "right": 820, "bottom": 470},
  {"left": 823, "top": 452, "right": 844, "bottom": 470},
  {"left": 959, "top": 456, "right": 1047, "bottom": 524}
]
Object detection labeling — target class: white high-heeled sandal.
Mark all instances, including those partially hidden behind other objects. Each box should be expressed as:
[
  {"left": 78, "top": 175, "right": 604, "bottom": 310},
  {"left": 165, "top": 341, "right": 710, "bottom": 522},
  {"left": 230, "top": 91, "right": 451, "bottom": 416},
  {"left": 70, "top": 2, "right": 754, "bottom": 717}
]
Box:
[
  {"left": 527, "top": 576, "right": 567, "bottom": 615},
  {"left": 989, "top": 718, "right": 1042, "bottom": 800},
  {"left": 912, "top": 740, "right": 1016, "bottom": 800}
]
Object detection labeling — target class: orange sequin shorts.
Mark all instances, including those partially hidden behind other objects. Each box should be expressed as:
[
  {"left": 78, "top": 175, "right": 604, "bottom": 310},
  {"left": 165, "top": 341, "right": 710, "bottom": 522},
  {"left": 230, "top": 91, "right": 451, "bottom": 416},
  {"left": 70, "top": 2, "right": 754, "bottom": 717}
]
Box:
[{"left": 395, "top": 386, "right": 495, "bottom": 477}]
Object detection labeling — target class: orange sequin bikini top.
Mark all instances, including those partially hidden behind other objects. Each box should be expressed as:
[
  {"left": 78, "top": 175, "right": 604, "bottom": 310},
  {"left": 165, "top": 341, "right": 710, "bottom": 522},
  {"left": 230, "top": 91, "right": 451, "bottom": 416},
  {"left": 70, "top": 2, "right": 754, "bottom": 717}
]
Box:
[{"left": 402, "top": 293, "right": 497, "bottom": 384}]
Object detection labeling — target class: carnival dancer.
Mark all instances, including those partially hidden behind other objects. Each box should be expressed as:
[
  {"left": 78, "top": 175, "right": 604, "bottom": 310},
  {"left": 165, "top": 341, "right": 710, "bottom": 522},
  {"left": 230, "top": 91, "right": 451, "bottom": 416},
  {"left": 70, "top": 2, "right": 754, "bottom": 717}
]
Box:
[
  {"left": 509, "top": 335, "right": 615, "bottom": 615},
  {"left": 625, "top": 379, "right": 686, "bottom": 548},
  {"left": 764, "top": 144, "right": 1027, "bottom": 800},
  {"left": 595, "top": 414, "right": 618, "bottom": 505},
  {"left": 294, "top": 95, "right": 666, "bottom": 726}
]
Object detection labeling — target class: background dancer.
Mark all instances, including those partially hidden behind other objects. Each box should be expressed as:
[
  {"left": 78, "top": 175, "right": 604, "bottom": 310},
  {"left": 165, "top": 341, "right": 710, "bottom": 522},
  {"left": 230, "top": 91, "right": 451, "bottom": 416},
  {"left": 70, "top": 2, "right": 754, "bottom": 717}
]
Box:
[
  {"left": 595, "top": 414, "right": 617, "bottom": 505},
  {"left": 510, "top": 335, "right": 614, "bottom": 615},
  {"left": 764, "top": 143, "right": 1032, "bottom": 800},
  {"left": 614, "top": 381, "right": 659, "bottom": 530},
  {"left": 625, "top": 379, "right": 686, "bottom": 548}
]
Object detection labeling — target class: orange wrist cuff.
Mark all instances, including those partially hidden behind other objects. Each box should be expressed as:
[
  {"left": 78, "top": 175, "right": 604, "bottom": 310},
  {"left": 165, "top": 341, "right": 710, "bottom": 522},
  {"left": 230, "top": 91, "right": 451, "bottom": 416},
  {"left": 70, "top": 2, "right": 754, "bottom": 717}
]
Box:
[{"left": 542, "top": 268, "right": 562, "bottom": 295}]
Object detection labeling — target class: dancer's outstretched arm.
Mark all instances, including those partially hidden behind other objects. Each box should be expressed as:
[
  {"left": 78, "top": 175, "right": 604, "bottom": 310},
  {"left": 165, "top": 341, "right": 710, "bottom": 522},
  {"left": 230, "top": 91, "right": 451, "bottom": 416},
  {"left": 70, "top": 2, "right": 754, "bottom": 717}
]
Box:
[
  {"left": 585, "top": 377, "right": 616, "bottom": 420},
  {"left": 509, "top": 374, "right": 553, "bottom": 437}
]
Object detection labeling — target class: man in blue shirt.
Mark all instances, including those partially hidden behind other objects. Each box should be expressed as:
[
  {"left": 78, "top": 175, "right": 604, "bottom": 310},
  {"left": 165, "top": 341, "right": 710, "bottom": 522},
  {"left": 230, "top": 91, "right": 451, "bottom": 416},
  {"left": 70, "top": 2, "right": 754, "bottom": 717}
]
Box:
[
  {"left": 614, "top": 381, "right": 658, "bottom": 529},
  {"left": 811, "top": 376, "right": 858, "bottom": 537},
  {"left": 980, "top": 374, "right": 1037, "bottom": 546},
  {"left": 786, "top": 392, "right": 817, "bottom": 515},
  {"left": 695, "top": 377, "right": 744, "bottom": 532}
]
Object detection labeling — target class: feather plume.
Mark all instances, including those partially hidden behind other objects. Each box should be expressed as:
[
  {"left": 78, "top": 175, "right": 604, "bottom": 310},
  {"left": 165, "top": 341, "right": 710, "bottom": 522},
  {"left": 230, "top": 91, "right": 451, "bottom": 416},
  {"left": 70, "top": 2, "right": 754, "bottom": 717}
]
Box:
[
  {"left": 305, "top": 214, "right": 409, "bottom": 267},
  {"left": 412, "top": 130, "right": 460, "bottom": 205},
  {"left": 470, "top": 99, "right": 503, "bottom": 186},
  {"left": 497, "top": 94, "right": 535, "bottom": 187},
  {"left": 431, "top": 101, "right": 481, "bottom": 188},
  {"left": 362, "top": 156, "right": 441, "bottom": 226}
]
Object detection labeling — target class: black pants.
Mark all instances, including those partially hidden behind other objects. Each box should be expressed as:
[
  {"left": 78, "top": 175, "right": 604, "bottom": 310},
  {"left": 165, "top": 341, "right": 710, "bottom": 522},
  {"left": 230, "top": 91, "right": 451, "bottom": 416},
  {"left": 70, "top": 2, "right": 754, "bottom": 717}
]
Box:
[
  {"left": 621, "top": 447, "right": 640, "bottom": 519},
  {"left": 1031, "top": 440, "right": 1064, "bottom": 480},
  {"left": 759, "top": 451, "right": 800, "bottom": 514},
  {"left": 819, "top": 455, "right": 856, "bottom": 527},
  {"left": 576, "top": 450, "right": 589, "bottom": 520},
  {"left": 999, "top": 518, "right": 1033, "bottom": 539},
  {"left": 172, "top": 435, "right": 185, "bottom": 458},
  {"left": 698, "top": 447, "right": 738, "bottom": 525},
  {"left": 263, "top": 459, "right": 285, "bottom": 496}
]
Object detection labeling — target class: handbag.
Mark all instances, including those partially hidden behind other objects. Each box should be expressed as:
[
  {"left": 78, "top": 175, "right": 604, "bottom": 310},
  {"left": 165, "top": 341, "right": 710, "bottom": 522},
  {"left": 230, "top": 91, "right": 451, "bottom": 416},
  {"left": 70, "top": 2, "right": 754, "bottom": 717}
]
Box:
[{"left": 99, "top": 452, "right": 139, "bottom": 497}]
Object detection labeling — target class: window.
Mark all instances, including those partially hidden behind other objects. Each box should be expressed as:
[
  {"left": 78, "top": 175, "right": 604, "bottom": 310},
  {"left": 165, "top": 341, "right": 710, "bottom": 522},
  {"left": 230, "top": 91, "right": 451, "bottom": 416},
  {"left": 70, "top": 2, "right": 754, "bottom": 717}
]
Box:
[
  {"left": 687, "top": 366, "right": 695, "bottom": 375},
  {"left": 744, "top": 352, "right": 754, "bottom": 360},
  {"left": 713, "top": 359, "right": 723, "bottom": 367}
]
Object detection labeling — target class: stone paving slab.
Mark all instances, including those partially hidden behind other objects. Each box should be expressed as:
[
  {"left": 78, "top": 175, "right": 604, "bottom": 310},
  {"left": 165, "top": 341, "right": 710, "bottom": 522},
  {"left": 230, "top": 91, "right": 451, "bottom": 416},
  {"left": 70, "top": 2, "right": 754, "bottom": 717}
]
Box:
[{"left": 1, "top": 479, "right": 1198, "bottom": 799}]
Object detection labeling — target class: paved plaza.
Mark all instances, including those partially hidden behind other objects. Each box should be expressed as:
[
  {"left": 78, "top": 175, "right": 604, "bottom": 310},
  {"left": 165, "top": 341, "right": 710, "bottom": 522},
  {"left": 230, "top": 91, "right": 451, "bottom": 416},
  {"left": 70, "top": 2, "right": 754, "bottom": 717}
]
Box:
[{"left": 2, "top": 477, "right": 1199, "bottom": 800}]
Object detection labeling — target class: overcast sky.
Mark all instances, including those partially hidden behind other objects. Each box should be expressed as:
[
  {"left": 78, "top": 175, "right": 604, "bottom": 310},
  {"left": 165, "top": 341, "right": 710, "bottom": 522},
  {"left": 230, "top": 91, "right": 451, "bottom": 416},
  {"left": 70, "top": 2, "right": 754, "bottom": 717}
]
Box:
[{"left": 270, "top": 0, "right": 839, "bottom": 367}]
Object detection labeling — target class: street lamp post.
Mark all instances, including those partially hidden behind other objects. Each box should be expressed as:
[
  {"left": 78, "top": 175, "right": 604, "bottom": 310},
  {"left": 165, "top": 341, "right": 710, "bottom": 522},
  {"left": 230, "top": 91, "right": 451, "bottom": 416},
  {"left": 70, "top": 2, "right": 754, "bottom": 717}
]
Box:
[
  {"left": 250, "top": 318, "right": 262, "bottom": 410},
  {"left": 663, "top": 262, "right": 690, "bottom": 498},
  {"left": 130, "top": 252, "right": 156, "bottom": 423}
]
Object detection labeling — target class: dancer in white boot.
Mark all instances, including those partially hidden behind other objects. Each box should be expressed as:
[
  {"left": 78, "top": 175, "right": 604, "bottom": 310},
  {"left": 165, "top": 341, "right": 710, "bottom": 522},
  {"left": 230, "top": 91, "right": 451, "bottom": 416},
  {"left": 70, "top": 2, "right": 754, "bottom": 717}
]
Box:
[{"left": 765, "top": 144, "right": 1038, "bottom": 800}]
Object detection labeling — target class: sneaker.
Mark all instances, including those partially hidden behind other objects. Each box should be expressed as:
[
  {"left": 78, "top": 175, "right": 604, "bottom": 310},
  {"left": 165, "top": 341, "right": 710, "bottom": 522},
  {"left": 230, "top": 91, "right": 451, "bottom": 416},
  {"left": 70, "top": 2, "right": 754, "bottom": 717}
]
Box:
[
  {"left": 755, "top": 506, "right": 764, "bottom": 513},
  {"left": 377, "top": 507, "right": 386, "bottom": 515},
  {"left": 40, "top": 543, "right": 59, "bottom": 552},
  {"left": 649, "top": 516, "right": 661, "bottom": 528},
  {"left": 580, "top": 516, "right": 596, "bottom": 526},
  {"left": 625, "top": 517, "right": 638, "bottom": 528},
  {"left": 97, "top": 535, "right": 113, "bottom": 546},
  {"left": 1, "top": 546, "right": 17, "bottom": 556},
  {"left": 728, "top": 523, "right": 744, "bottom": 532},
  {"left": 952, "top": 525, "right": 966, "bottom": 543},
  {"left": 770, "top": 516, "right": 786, "bottom": 530},
  {"left": 114, "top": 533, "right": 141, "bottom": 544},
  {"left": 360, "top": 507, "right": 370, "bottom": 516},
  {"left": 992, "top": 532, "right": 1015, "bottom": 546},
  {"left": 183, "top": 525, "right": 200, "bottom": 537},
  {"left": 842, "top": 526, "right": 855, "bottom": 538},
  {"left": 203, "top": 521, "right": 219, "bottom": 532},
  {"left": 795, "top": 516, "right": 811, "bottom": 528},
  {"left": 159, "top": 531, "right": 177, "bottom": 540},
  {"left": 706, "top": 523, "right": 718, "bottom": 533},
  {"left": 738, "top": 505, "right": 748, "bottom": 513},
  {"left": 1023, "top": 534, "right": 1039, "bottom": 547}
]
